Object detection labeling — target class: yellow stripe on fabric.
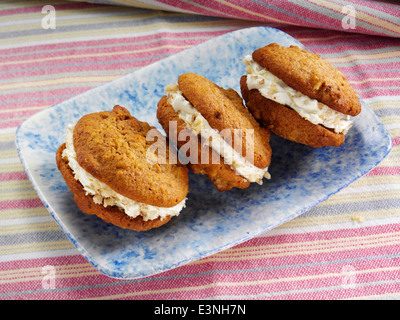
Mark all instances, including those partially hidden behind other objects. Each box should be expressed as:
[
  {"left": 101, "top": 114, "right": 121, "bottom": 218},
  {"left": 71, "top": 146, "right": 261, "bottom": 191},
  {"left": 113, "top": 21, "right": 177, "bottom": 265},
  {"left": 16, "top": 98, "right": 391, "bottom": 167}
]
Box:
[
  {"left": 281, "top": 207, "right": 400, "bottom": 229},
  {"left": 309, "top": 190, "right": 400, "bottom": 208},
  {"left": 0, "top": 149, "right": 18, "bottom": 158},
  {"left": 0, "top": 222, "right": 60, "bottom": 235},
  {"left": 0, "top": 18, "right": 251, "bottom": 48},
  {"left": 0, "top": 44, "right": 190, "bottom": 67},
  {"left": 0, "top": 133, "right": 15, "bottom": 142},
  {"left": 0, "top": 76, "right": 120, "bottom": 91},
  {"left": 377, "top": 158, "right": 400, "bottom": 168},
  {"left": 350, "top": 176, "right": 400, "bottom": 187},
  {"left": 0, "top": 9, "right": 164, "bottom": 33},
  {"left": 390, "top": 129, "right": 400, "bottom": 139},
  {"left": 369, "top": 100, "right": 400, "bottom": 111},
  {"left": 214, "top": 0, "right": 293, "bottom": 24},
  {"left": 306, "top": 0, "right": 400, "bottom": 34},
  {"left": 382, "top": 116, "right": 400, "bottom": 125},
  {"left": 0, "top": 180, "right": 35, "bottom": 197},
  {"left": 327, "top": 51, "right": 400, "bottom": 63},
  {"left": 193, "top": 248, "right": 393, "bottom": 268},
  {"left": 317, "top": 190, "right": 400, "bottom": 206},
  {"left": 0, "top": 68, "right": 136, "bottom": 85},
  {"left": 0, "top": 179, "right": 33, "bottom": 188},
  {"left": 0, "top": 163, "right": 24, "bottom": 173},
  {"left": 218, "top": 236, "right": 400, "bottom": 259},
  {"left": 224, "top": 230, "right": 400, "bottom": 253},
  {"left": 0, "top": 263, "right": 96, "bottom": 284},
  {"left": 0, "top": 240, "right": 74, "bottom": 255},
  {"left": 92, "top": 265, "right": 400, "bottom": 299},
  {"left": 0, "top": 4, "right": 132, "bottom": 24},
  {"left": 195, "top": 232, "right": 400, "bottom": 262},
  {"left": 0, "top": 106, "right": 49, "bottom": 114},
  {"left": 0, "top": 207, "right": 49, "bottom": 220},
  {"left": 341, "top": 173, "right": 400, "bottom": 187},
  {"left": 0, "top": 263, "right": 91, "bottom": 277},
  {"left": 1, "top": 189, "right": 38, "bottom": 201},
  {"left": 383, "top": 147, "right": 400, "bottom": 157}
]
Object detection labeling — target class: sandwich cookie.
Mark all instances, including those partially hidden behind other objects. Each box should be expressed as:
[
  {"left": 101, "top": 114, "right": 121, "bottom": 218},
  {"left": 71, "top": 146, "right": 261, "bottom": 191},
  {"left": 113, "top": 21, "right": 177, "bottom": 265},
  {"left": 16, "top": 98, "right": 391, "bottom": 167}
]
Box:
[
  {"left": 56, "top": 105, "right": 189, "bottom": 231},
  {"left": 240, "top": 43, "right": 361, "bottom": 148},
  {"left": 157, "top": 73, "right": 272, "bottom": 191}
]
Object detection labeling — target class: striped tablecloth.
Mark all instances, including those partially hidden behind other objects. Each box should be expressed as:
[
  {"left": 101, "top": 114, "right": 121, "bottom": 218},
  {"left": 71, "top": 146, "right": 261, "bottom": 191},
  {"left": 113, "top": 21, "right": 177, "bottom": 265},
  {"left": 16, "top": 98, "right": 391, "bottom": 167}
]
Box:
[{"left": 1, "top": 0, "right": 400, "bottom": 300}]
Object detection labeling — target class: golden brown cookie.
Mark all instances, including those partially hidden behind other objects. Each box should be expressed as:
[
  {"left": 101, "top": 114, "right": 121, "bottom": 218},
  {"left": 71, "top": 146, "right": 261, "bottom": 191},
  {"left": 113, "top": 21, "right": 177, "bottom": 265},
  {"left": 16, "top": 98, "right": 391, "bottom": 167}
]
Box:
[
  {"left": 157, "top": 73, "right": 272, "bottom": 191},
  {"left": 56, "top": 105, "right": 188, "bottom": 231},
  {"left": 241, "top": 43, "right": 361, "bottom": 148},
  {"left": 252, "top": 43, "right": 361, "bottom": 116}
]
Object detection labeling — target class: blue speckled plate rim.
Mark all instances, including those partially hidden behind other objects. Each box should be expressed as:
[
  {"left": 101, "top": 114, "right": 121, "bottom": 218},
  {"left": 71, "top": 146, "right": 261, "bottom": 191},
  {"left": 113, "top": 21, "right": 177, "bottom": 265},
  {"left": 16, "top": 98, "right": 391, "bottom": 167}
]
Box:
[{"left": 15, "top": 26, "right": 392, "bottom": 279}]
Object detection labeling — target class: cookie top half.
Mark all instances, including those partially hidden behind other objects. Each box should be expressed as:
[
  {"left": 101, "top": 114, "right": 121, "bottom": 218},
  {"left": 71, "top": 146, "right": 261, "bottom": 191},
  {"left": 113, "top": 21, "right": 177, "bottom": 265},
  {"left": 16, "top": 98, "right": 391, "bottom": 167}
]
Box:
[
  {"left": 177, "top": 73, "right": 271, "bottom": 169},
  {"left": 73, "top": 105, "right": 188, "bottom": 208},
  {"left": 252, "top": 43, "right": 361, "bottom": 116}
]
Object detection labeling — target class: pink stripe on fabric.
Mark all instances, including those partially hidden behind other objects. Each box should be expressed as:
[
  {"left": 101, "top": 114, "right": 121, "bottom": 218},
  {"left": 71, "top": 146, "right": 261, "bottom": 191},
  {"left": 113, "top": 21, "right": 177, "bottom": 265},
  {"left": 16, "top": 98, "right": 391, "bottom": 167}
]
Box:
[
  {"left": 7, "top": 50, "right": 400, "bottom": 85},
  {"left": 0, "top": 38, "right": 200, "bottom": 64},
  {"left": 1, "top": 66, "right": 128, "bottom": 82},
  {"left": 155, "top": 0, "right": 399, "bottom": 37},
  {"left": 0, "top": 198, "right": 43, "bottom": 210},
  {"left": 1, "top": 223, "right": 400, "bottom": 299},
  {"left": 1, "top": 110, "right": 46, "bottom": 123},
  {"left": 175, "top": 249, "right": 400, "bottom": 280},
  {"left": 0, "top": 172, "right": 28, "bottom": 181},
  {"left": 155, "top": 0, "right": 242, "bottom": 19},
  {"left": 0, "top": 256, "right": 105, "bottom": 299},
  {"left": 309, "top": 43, "right": 398, "bottom": 55},
  {"left": 184, "top": 251, "right": 400, "bottom": 281},
  {"left": 0, "top": 90, "right": 93, "bottom": 124},
  {"left": 288, "top": 28, "right": 375, "bottom": 42},
  {"left": 0, "top": 30, "right": 227, "bottom": 56},
  {"left": 157, "top": 0, "right": 340, "bottom": 30},
  {"left": 335, "top": 64, "right": 400, "bottom": 76},
  {"left": 392, "top": 136, "right": 400, "bottom": 146},
  {"left": 1, "top": 49, "right": 186, "bottom": 69},
  {"left": 0, "top": 120, "right": 25, "bottom": 129},
  {"left": 0, "top": 54, "right": 181, "bottom": 76},
  {"left": 366, "top": 166, "right": 400, "bottom": 177},
  {"left": 284, "top": 26, "right": 399, "bottom": 48},
  {"left": 0, "top": 57, "right": 169, "bottom": 80},
  {"left": 1, "top": 99, "right": 61, "bottom": 111},
  {"left": 301, "top": 0, "right": 400, "bottom": 37},
  {"left": 114, "top": 258, "right": 400, "bottom": 299},
  {"left": 1, "top": 88, "right": 91, "bottom": 102},
  {"left": 0, "top": 60, "right": 166, "bottom": 83},
  {"left": 357, "top": 89, "right": 400, "bottom": 100}
]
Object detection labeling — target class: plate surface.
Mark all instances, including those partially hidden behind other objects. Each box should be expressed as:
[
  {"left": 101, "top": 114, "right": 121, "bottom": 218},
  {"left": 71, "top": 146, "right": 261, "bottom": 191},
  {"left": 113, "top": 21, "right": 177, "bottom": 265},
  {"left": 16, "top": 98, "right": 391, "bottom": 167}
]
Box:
[{"left": 16, "top": 27, "right": 392, "bottom": 279}]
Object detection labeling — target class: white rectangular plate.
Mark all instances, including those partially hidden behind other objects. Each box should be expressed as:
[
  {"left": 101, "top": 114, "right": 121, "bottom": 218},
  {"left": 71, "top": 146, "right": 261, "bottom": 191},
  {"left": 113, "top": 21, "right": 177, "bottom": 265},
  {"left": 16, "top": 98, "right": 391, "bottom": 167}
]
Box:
[{"left": 16, "top": 27, "right": 392, "bottom": 279}]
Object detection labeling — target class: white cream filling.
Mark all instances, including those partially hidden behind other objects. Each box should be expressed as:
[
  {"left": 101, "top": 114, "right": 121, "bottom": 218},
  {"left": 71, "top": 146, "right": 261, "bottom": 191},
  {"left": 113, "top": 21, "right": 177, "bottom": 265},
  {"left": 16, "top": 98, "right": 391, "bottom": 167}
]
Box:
[
  {"left": 62, "top": 125, "right": 186, "bottom": 221},
  {"left": 243, "top": 55, "right": 352, "bottom": 134},
  {"left": 165, "top": 83, "right": 270, "bottom": 184}
]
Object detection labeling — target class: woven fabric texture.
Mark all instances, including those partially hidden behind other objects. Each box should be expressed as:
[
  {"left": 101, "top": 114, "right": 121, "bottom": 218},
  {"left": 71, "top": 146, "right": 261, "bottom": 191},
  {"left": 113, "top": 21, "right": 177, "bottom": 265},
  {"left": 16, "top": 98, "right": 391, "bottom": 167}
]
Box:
[{"left": 1, "top": 0, "right": 400, "bottom": 300}]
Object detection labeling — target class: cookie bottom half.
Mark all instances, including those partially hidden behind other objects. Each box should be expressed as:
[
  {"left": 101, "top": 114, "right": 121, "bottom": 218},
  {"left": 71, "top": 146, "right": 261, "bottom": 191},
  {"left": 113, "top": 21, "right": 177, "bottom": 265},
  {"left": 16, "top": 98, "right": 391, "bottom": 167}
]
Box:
[
  {"left": 157, "top": 96, "right": 251, "bottom": 191},
  {"left": 56, "top": 143, "right": 172, "bottom": 231},
  {"left": 240, "top": 77, "right": 345, "bottom": 148}
]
